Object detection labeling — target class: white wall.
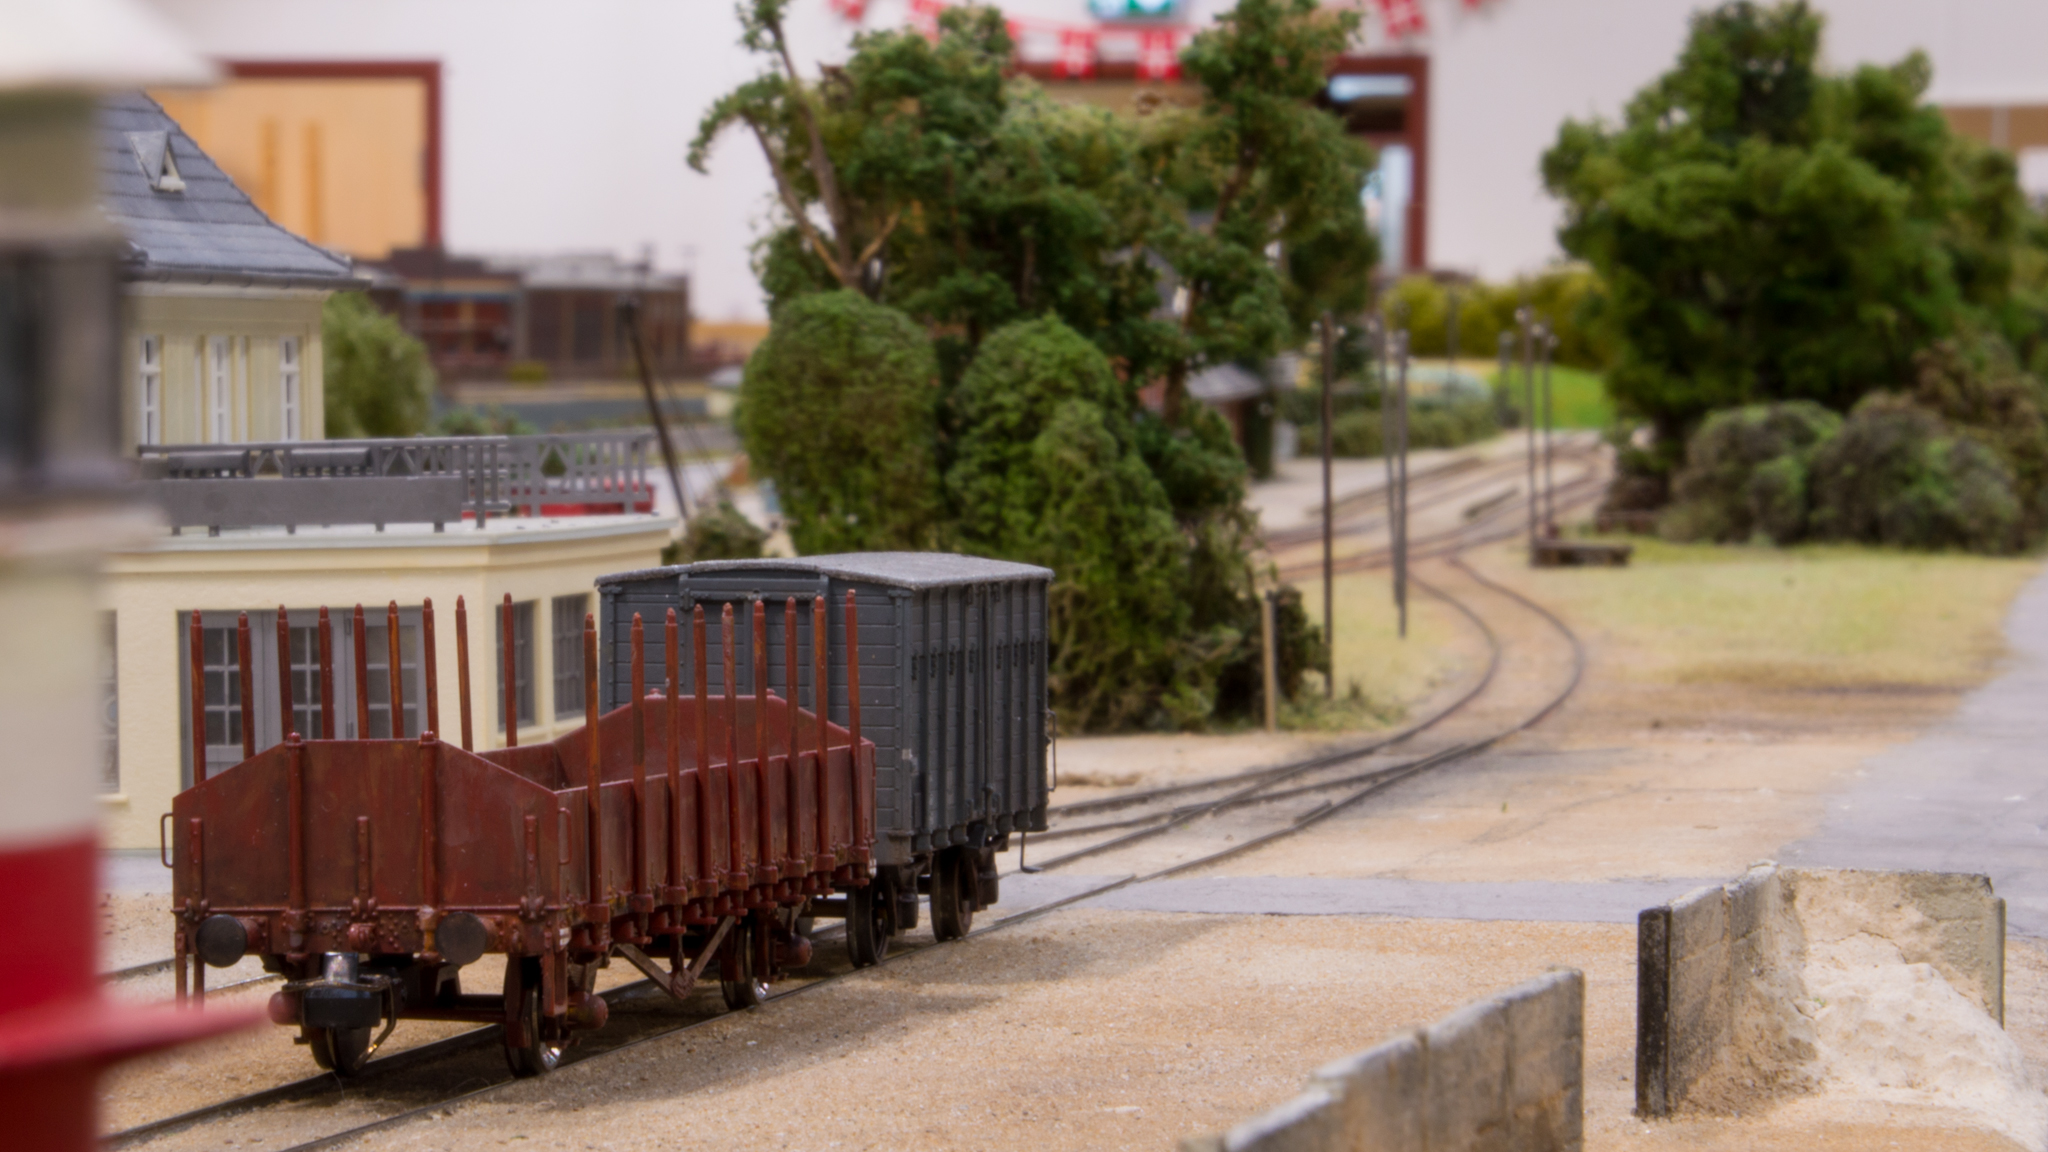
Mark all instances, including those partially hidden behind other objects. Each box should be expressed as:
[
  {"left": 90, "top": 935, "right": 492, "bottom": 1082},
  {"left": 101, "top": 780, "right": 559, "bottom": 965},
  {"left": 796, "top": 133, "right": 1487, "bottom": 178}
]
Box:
[{"left": 144, "top": 0, "right": 2048, "bottom": 317}]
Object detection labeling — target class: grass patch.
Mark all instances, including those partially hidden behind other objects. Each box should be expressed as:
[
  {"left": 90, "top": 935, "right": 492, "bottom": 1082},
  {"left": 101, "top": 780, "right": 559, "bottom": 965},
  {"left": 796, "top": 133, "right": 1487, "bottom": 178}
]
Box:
[
  {"left": 1488, "top": 538, "right": 2040, "bottom": 693},
  {"left": 1483, "top": 363, "right": 1614, "bottom": 429},
  {"left": 1284, "top": 570, "right": 1474, "bottom": 730}
]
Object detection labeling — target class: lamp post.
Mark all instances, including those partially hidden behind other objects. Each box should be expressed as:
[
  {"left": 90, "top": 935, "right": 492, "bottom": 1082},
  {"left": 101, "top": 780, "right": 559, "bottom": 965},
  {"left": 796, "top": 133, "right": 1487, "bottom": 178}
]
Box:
[{"left": 0, "top": 6, "right": 253, "bottom": 1149}]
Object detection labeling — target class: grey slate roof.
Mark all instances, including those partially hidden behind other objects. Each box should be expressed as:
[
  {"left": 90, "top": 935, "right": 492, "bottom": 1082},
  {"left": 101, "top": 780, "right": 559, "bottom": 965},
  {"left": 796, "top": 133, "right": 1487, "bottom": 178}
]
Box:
[
  {"left": 99, "top": 91, "right": 364, "bottom": 289},
  {"left": 598, "top": 552, "right": 1054, "bottom": 592}
]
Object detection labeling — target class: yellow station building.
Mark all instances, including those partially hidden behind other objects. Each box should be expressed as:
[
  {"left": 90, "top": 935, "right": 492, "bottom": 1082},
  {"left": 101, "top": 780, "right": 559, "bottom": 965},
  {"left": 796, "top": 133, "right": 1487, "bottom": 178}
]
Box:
[{"left": 96, "top": 93, "right": 674, "bottom": 853}]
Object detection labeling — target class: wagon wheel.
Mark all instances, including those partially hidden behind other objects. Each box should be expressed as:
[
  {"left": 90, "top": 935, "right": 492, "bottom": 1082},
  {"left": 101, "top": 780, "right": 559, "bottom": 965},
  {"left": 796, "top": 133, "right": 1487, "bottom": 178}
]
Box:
[
  {"left": 846, "top": 873, "right": 895, "bottom": 968},
  {"left": 721, "top": 918, "right": 770, "bottom": 1010},
  {"left": 930, "top": 849, "right": 975, "bottom": 943},
  {"left": 503, "top": 958, "right": 563, "bottom": 1078},
  {"left": 306, "top": 1025, "right": 373, "bottom": 1077}
]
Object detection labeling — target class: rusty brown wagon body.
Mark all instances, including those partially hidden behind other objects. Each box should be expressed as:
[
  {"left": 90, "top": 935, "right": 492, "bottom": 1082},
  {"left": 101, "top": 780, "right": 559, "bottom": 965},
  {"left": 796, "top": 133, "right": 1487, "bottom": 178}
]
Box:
[{"left": 169, "top": 595, "right": 874, "bottom": 1077}]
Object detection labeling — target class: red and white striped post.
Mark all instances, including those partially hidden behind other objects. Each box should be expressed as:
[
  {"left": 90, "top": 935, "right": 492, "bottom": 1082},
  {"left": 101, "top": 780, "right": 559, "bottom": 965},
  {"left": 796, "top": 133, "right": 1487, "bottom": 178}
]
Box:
[{"left": 0, "top": 12, "right": 252, "bottom": 1150}]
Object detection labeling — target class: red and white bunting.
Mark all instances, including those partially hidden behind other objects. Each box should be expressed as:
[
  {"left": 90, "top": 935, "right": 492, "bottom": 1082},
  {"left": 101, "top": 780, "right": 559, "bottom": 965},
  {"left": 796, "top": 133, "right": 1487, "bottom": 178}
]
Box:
[
  {"left": 888, "top": 0, "right": 1191, "bottom": 78},
  {"left": 1375, "top": 0, "right": 1427, "bottom": 39}
]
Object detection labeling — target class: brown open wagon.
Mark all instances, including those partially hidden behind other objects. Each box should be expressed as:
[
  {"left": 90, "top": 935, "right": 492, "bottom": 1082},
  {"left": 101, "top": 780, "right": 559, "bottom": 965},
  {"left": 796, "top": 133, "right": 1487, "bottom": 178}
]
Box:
[{"left": 168, "top": 593, "right": 874, "bottom": 1076}]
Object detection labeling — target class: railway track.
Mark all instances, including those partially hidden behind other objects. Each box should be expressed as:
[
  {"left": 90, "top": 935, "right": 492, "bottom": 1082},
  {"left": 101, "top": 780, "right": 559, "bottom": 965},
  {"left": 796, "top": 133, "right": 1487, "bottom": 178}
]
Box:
[{"left": 108, "top": 550, "right": 1586, "bottom": 1152}]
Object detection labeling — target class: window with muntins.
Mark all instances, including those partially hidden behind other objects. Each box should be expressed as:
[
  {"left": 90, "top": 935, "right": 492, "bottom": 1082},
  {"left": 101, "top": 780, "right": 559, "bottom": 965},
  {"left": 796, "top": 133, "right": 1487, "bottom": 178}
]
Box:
[
  {"left": 496, "top": 600, "right": 537, "bottom": 730},
  {"left": 279, "top": 336, "right": 301, "bottom": 441},
  {"left": 138, "top": 336, "right": 162, "bottom": 446},
  {"left": 99, "top": 612, "right": 119, "bottom": 793},
  {"left": 552, "top": 594, "right": 589, "bottom": 719},
  {"left": 208, "top": 335, "right": 231, "bottom": 443}
]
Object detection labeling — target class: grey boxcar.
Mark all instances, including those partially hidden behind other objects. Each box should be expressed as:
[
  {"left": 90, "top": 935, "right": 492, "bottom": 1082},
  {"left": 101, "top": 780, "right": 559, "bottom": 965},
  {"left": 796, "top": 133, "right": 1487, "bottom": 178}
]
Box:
[{"left": 595, "top": 552, "right": 1052, "bottom": 959}]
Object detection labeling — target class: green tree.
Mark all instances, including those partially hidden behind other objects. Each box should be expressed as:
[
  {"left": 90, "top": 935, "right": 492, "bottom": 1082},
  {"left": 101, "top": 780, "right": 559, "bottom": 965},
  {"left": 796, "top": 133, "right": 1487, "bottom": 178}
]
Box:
[
  {"left": 323, "top": 292, "right": 434, "bottom": 438},
  {"left": 1148, "top": 0, "right": 1377, "bottom": 420},
  {"left": 736, "top": 290, "right": 941, "bottom": 554},
  {"left": 946, "top": 317, "right": 1194, "bottom": 728},
  {"left": 1541, "top": 1, "right": 2028, "bottom": 445}
]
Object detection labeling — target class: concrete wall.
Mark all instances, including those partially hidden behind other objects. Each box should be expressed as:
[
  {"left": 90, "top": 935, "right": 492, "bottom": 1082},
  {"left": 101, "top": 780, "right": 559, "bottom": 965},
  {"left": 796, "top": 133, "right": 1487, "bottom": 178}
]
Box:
[
  {"left": 1181, "top": 968, "right": 1584, "bottom": 1152},
  {"left": 1636, "top": 866, "right": 2006, "bottom": 1117}
]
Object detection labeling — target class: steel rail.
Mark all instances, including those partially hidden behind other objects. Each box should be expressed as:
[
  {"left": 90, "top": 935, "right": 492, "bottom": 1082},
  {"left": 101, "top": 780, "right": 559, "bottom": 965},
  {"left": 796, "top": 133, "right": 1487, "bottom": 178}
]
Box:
[
  {"left": 112, "top": 555, "right": 1587, "bottom": 1152},
  {"left": 1025, "top": 566, "right": 1505, "bottom": 869}
]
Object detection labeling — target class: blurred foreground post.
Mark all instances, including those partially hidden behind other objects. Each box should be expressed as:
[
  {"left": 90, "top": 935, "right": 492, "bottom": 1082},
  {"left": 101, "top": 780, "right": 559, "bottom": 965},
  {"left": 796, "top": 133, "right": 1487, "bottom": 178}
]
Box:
[{"left": 0, "top": 8, "right": 250, "bottom": 1150}]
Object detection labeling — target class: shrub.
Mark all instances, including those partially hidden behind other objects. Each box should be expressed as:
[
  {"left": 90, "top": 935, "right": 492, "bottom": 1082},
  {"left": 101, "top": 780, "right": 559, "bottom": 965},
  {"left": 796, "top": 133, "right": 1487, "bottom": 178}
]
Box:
[
  {"left": 324, "top": 292, "right": 434, "bottom": 438},
  {"left": 737, "top": 290, "right": 942, "bottom": 555},
  {"left": 1659, "top": 402, "right": 1840, "bottom": 544},
  {"left": 1910, "top": 335, "right": 2048, "bottom": 539},
  {"left": 432, "top": 404, "right": 537, "bottom": 436},
  {"left": 1808, "top": 394, "right": 2022, "bottom": 552},
  {"left": 1301, "top": 396, "right": 1497, "bottom": 459},
  {"left": 1382, "top": 266, "right": 1614, "bottom": 369},
  {"left": 661, "top": 500, "right": 767, "bottom": 565},
  {"left": 945, "top": 317, "right": 1191, "bottom": 730}
]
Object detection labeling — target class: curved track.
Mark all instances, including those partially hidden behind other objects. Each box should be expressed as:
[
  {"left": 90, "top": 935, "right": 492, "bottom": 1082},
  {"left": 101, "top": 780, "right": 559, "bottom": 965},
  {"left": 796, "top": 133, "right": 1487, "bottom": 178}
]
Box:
[{"left": 109, "top": 550, "right": 1588, "bottom": 1152}]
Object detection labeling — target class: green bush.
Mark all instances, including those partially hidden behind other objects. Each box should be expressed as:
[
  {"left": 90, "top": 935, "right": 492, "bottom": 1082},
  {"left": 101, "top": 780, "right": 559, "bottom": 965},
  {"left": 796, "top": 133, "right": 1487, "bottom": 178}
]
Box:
[
  {"left": 432, "top": 404, "right": 537, "bottom": 436},
  {"left": 737, "top": 290, "right": 942, "bottom": 555},
  {"left": 1542, "top": 1, "right": 2030, "bottom": 441},
  {"left": 324, "top": 292, "right": 434, "bottom": 438},
  {"left": 1382, "top": 267, "right": 1614, "bottom": 369},
  {"left": 1807, "top": 394, "right": 2021, "bottom": 552},
  {"left": 945, "top": 317, "right": 1191, "bottom": 730},
  {"left": 1659, "top": 402, "right": 1840, "bottom": 544},
  {"left": 661, "top": 500, "right": 768, "bottom": 565},
  {"left": 1301, "top": 397, "right": 1498, "bottom": 459},
  {"left": 1910, "top": 335, "right": 2048, "bottom": 539}
]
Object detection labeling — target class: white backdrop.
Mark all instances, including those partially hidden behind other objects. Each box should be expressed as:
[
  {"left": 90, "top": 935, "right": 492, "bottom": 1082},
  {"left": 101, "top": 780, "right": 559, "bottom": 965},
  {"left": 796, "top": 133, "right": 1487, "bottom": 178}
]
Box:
[{"left": 144, "top": 0, "right": 2048, "bottom": 321}]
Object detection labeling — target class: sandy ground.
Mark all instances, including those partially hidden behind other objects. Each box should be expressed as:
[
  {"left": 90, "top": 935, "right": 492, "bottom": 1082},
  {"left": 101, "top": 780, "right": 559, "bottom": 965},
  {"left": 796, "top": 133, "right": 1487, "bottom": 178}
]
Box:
[
  {"left": 100, "top": 507, "right": 2048, "bottom": 1148},
  {"left": 319, "top": 911, "right": 2042, "bottom": 1152}
]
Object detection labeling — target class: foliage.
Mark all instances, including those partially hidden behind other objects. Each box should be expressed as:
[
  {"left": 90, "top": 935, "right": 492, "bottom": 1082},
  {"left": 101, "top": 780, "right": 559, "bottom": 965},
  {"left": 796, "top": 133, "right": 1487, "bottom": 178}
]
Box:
[
  {"left": 696, "top": 0, "right": 1364, "bottom": 728},
  {"left": 432, "top": 404, "right": 537, "bottom": 436},
  {"left": 1909, "top": 334, "right": 2048, "bottom": 539},
  {"left": 661, "top": 500, "right": 768, "bottom": 565},
  {"left": 1381, "top": 267, "right": 1615, "bottom": 370},
  {"left": 1658, "top": 402, "right": 1840, "bottom": 544},
  {"left": 1304, "top": 398, "right": 1500, "bottom": 459},
  {"left": 735, "top": 290, "right": 941, "bottom": 554},
  {"left": 1808, "top": 394, "right": 2021, "bottom": 552},
  {"left": 323, "top": 292, "right": 434, "bottom": 438},
  {"left": 945, "top": 317, "right": 1192, "bottom": 728},
  {"left": 1540, "top": 1, "right": 2035, "bottom": 442}
]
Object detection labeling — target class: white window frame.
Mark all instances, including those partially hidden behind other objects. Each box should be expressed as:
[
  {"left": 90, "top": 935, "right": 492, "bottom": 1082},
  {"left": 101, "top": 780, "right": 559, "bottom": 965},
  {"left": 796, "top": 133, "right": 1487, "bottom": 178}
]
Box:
[
  {"left": 279, "top": 336, "right": 301, "bottom": 440},
  {"left": 208, "top": 335, "right": 231, "bottom": 443},
  {"left": 138, "top": 335, "right": 162, "bottom": 446}
]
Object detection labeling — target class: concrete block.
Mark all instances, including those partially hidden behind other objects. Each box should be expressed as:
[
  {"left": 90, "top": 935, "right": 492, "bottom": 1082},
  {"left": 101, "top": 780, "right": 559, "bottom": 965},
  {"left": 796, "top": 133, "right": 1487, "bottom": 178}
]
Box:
[
  {"left": 1724, "top": 867, "right": 1778, "bottom": 945},
  {"left": 1425, "top": 997, "right": 1511, "bottom": 1152},
  {"left": 1223, "top": 1086, "right": 1344, "bottom": 1152},
  {"left": 1505, "top": 969, "right": 1585, "bottom": 1152},
  {"left": 1313, "top": 1031, "right": 1426, "bottom": 1152},
  {"left": 1668, "top": 883, "right": 1728, "bottom": 962}
]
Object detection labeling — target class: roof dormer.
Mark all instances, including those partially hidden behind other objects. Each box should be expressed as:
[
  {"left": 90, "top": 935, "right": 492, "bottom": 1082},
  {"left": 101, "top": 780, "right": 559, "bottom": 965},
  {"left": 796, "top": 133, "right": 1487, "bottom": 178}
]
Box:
[{"left": 126, "top": 130, "right": 184, "bottom": 193}]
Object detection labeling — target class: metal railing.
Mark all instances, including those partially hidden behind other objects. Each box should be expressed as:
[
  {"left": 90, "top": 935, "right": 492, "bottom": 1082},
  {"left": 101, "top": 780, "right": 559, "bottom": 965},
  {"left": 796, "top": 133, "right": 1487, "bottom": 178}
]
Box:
[{"left": 137, "top": 431, "right": 662, "bottom": 531}]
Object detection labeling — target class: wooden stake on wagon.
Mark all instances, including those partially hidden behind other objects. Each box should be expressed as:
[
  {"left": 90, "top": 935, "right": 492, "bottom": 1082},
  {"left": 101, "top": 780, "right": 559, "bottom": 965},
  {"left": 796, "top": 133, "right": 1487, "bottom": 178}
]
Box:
[
  {"left": 236, "top": 612, "right": 255, "bottom": 760},
  {"left": 387, "top": 601, "right": 406, "bottom": 739},
  {"left": 666, "top": 608, "right": 683, "bottom": 898},
  {"left": 275, "top": 606, "right": 294, "bottom": 739},
  {"left": 501, "top": 594, "right": 517, "bottom": 748},
  {"left": 454, "top": 596, "right": 473, "bottom": 751},
  {"left": 318, "top": 607, "right": 336, "bottom": 741},
  {"left": 422, "top": 598, "right": 440, "bottom": 737},
  {"left": 352, "top": 605, "right": 370, "bottom": 740}
]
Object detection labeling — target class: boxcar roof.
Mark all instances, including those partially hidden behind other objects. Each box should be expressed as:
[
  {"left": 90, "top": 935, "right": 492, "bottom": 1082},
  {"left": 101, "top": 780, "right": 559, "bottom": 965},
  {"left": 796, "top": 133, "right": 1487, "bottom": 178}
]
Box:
[{"left": 598, "top": 552, "right": 1052, "bottom": 592}]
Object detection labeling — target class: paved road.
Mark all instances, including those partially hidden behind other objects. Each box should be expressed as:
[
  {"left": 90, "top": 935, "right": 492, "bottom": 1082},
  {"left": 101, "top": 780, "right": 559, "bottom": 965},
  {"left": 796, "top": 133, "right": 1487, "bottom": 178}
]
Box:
[{"left": 1784, "top": 564, "right": 2048, "bottom": 936}]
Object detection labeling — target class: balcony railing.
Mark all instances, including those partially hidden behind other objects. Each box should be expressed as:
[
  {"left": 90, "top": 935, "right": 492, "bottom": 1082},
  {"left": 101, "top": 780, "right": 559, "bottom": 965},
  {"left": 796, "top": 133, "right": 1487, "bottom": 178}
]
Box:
[{"left": 137, "top": 431, "right": 662, "bottom": 534}]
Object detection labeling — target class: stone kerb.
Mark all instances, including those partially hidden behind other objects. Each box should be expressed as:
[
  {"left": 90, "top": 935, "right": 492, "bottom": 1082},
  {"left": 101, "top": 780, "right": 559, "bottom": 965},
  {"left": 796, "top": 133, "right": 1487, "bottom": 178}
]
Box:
[
  {"left": 1179, "top": 968, "right": 1585, "bottom": 1152},
  {"left": 1634, "top": 865, "right": 2006, "bottom": 1118}
]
